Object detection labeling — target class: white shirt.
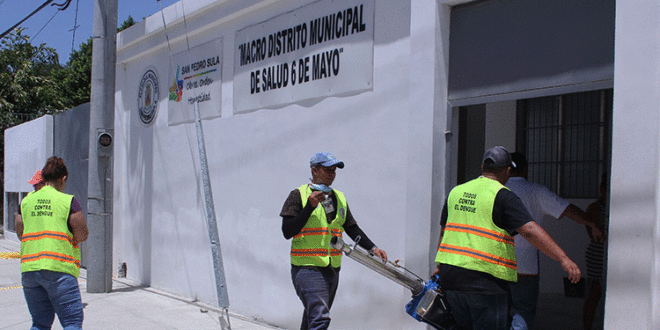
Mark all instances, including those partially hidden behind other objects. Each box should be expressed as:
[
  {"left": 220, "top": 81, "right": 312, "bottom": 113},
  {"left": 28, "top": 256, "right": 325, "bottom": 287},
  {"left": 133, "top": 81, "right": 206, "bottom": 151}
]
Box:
[{"left": 505, "top": 177, "right": 569, "bottom": 275}]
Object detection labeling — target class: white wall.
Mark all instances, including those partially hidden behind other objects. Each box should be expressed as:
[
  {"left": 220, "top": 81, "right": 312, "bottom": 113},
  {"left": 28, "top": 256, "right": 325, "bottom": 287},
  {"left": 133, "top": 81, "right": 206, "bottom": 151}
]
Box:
[
  {"left": 113, "top": 1, "right": 448, "bottom": 329},
  {"left": 3, "top": 116, "right": 53, "bottom": 241},
  {"left": 608, "top": 1, "right": 660, "bottom": 329},
  {"left": 4, "top": 116, "right": 54, "bottom": 193},
  {"left": 484, "top": 100, "right": 516, "bottom": 151}
]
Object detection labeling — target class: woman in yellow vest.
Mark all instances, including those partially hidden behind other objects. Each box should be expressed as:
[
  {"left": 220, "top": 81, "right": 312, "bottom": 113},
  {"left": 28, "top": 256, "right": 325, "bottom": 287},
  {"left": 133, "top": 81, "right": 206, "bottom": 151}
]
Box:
[{"left": 16, "top": 156, "right": 88, "bottom": 330}]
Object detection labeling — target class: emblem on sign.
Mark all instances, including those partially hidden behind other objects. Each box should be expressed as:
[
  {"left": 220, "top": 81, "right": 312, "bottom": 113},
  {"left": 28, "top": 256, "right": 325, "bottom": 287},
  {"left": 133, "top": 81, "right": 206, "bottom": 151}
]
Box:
[{"left": 138, "top": 69, "right": 159, "bottom": 124}]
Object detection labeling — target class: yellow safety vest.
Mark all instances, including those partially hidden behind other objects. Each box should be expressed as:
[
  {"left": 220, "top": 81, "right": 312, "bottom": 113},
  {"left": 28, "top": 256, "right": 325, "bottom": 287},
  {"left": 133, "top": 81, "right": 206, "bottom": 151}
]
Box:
[
  {"left": 435, "top": 177, "right": 517, "bottom": 282},
  {"left": 290, "top": 184, "right": 347, "bottom": 268},
  {"left": 20, "top": 186, "right": 80, "bottom": 278}
]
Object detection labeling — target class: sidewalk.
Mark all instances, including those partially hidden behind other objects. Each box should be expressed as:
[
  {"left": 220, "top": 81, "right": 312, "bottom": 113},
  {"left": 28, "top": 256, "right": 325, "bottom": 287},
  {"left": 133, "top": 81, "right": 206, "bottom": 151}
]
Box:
[{"left": 0, "top": 239, "right": 282, "bottom": 330}]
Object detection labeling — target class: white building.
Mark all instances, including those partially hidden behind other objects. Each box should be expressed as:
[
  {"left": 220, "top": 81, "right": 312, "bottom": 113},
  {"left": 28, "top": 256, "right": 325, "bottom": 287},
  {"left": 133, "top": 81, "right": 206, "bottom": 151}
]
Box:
[{"left": 4, "top": 0, "right": 659, "bottom": 328}]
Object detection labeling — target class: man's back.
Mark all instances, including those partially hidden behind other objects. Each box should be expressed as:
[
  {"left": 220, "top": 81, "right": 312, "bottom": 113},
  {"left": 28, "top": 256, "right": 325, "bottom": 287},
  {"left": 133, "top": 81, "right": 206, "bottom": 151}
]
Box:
[{"left": 506, "top": 176, "right": 568, "bottom": 274}]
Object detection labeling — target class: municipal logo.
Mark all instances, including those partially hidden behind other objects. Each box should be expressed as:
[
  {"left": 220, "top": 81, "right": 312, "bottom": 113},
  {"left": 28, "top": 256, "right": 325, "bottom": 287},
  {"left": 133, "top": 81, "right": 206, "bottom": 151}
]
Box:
[
  {"left": 169, "top": 65, "right": 183, "bottom": 103},
  {"left": 138, "top": 69, "right": 159, "bottom": 124}
]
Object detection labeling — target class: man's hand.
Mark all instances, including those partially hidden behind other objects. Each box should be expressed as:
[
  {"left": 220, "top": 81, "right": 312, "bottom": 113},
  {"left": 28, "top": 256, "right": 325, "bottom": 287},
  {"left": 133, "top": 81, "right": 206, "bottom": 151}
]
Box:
[
  {"left": 308, "top": 191, "right": 326, "bottom": 208},
  {"left": 590, "top": 225, "right": 606, "bottom": 243},
  {"left": 518, "top": 221, "right": 582, "bottom": 283},
  {"left": 371, "top": 247, "right": 387, "bottom": 261},
  {"left": 432, "top": 264, "right": 441, "bottom": 277},
  {"left": 561, "top": 257, "right": 581, "bottom": 283}
]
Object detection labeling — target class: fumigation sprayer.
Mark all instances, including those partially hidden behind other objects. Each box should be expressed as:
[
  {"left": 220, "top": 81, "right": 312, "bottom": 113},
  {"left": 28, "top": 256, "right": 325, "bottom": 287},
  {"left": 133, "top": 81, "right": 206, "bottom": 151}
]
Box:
[{"left": 330, "top": 236, "right": 456, "bottom": 329}]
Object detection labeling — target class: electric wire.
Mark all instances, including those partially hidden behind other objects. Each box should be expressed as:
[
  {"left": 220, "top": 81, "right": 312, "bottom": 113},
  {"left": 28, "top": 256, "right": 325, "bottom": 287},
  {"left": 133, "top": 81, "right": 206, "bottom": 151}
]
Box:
[
  {"left": 157, "top": 0, "right": 172, "bottom": 53},
  {"left": 70, "top": 0, "right": 80, "bottom": 54},
  {"left": 0, "top": 0, "right": 72, "bottom": 41},
  {"left": 32, "top": 10, "right": 60, "bottom": 41}
]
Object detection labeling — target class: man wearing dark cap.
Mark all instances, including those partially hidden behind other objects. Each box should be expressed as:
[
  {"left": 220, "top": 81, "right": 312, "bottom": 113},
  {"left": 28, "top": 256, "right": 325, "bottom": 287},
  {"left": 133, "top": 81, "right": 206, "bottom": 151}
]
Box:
[
  {"left": 433, "top": 146, "right": 581, "bottom": 330},
  {"left": 506, "top": 152, "right": 604, "bottom": 330},
  {"left": 280, "top": 151, "right": 387, "bottom": 330}
]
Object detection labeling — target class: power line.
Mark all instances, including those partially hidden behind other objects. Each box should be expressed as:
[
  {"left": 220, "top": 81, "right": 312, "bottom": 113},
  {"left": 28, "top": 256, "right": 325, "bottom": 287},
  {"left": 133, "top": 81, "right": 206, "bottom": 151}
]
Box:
[
  {"left": 0, "top": 0, "right": 72, "bottom": 40},
  {"left": 70, "top": 0, "right": 80, "bottom": 53},
  {"left": 33, "top": 10, "right": 60, "bottom": 41}
]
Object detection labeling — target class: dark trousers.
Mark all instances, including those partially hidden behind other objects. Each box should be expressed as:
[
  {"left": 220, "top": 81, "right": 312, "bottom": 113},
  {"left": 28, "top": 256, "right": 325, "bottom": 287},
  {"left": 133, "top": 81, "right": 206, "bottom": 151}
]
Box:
[
  {"left": 509, "top": 274, "right": 540, "bottom": 330},
  {"left": 291, "top": 265, "right": 340, "bottom": 330},
  {"left": 445, "top": 289, "right": 509, "bottom": 330}
]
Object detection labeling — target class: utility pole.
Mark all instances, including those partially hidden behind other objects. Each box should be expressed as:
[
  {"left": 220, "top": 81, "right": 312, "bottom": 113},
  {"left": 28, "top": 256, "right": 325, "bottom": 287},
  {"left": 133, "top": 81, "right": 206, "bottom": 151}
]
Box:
[{"left": 87, "top": 0, "right": 117, "bottom": 293}]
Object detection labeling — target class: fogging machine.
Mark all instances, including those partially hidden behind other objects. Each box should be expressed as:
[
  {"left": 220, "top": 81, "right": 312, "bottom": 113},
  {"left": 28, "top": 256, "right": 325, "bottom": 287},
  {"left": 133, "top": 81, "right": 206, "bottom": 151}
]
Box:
[{"left": 330, "top": 236, "right": 456, "bottom": 330}]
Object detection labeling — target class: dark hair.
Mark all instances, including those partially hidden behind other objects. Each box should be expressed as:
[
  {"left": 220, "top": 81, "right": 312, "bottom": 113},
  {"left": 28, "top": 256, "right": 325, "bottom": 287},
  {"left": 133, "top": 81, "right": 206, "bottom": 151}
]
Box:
[
  {"left": 41, "top": 156, "right": 68, "bottom": 182},
  {"left": 510, "top": 152, "right": 528, "bottom": 175}
]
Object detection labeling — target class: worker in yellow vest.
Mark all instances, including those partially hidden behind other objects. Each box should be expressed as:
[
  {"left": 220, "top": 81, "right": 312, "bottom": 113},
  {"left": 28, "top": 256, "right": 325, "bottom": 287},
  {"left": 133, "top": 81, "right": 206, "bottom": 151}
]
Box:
[
  {"left": 16, "top": 156, "right": 88, "bottom": 330},
  {"left": 14, "top": 170, "right": 46, "bottom": 238},
  {"left": 280, "top": 151, "right": 387, "bottom": 330},
  {"left": 434, "top": 146, "right": 581, "bottom": 330}
]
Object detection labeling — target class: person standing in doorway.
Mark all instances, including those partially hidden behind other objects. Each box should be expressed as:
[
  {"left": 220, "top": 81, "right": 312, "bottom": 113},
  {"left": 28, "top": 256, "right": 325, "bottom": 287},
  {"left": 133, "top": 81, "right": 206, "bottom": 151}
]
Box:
[
  {"left": 16, "top": 156, "right": 88, "bottom": 330},
  {"left": 434, "top": 146, "right": 581, "bottom": 330},
  {"left": 280, "top": 151, "right": 387, "bottom": 330},
  {"left": 583, "top": 174, "right": 608, "bottom": 330},
  {"left": 506, "top": 152, "right": 604, "bottom": 330}
]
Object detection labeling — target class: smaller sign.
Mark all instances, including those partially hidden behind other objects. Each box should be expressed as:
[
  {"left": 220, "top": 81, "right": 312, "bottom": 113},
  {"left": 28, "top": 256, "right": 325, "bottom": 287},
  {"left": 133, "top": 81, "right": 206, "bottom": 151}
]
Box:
[{"left": 168, "top": 38, "right": 223, "bottom": 125}]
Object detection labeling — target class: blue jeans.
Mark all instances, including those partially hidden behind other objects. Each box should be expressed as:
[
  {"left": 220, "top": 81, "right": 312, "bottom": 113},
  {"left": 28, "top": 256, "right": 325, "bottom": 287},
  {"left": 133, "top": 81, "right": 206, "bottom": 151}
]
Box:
[
  {"left": 509, "top": 275, "right": 540, "bottom": 330},
  {"left": 22, "top": 270, "right": 84, "bottom": 330},
  {"left": 444, "top": 290, "right": 509, "bottom": 330},
  {"left": 291, "top": 265, "right": 340, "bottom": 330}
]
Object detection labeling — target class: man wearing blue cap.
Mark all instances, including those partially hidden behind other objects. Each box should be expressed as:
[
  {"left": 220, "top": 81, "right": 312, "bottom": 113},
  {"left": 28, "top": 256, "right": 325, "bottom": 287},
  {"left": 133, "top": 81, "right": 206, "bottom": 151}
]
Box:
[
  {"left": 433, "top": 146, "right": 581, "bottom": 330},
  {"left": 280, "top": 151, "right": 387, "bottom": 330}
]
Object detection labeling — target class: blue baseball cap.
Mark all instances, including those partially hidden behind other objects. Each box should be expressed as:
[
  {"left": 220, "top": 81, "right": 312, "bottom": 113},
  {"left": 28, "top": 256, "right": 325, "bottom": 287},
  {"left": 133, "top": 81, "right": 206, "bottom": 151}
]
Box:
[{"left": 310, "top": 151, "right": 345, "bottom": 168}]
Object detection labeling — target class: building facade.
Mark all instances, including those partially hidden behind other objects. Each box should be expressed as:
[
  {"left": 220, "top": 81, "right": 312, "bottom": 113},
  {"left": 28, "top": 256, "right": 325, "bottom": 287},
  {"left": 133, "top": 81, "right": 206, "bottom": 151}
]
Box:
[{"left": 5, "top": 0, "right": 660, "bottom": 328}]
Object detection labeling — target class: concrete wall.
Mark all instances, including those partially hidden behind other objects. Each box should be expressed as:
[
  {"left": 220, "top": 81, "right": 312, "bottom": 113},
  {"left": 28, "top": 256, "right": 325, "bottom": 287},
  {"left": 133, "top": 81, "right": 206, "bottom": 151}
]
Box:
[
  {"left": 608, "top": 1, "right": 660, "bottom": 329},
  {"left": 53, "top": 103, "right": 90, "bottom": 266},
  {"left": 113, "top": 1, "right": 449, "bottom": 328},
  {"left": 3, "top": 106, "right": 91, "bottom": 253},
  {"left": 3, "top": 116, "right": 53, "bottom": 241}
]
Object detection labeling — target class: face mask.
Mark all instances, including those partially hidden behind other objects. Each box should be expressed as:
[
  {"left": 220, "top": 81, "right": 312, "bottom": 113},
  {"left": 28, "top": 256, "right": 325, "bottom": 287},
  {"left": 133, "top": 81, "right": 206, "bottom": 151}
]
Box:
[{"left": 309, "top": 182, "right": 332, "bottom": 193}]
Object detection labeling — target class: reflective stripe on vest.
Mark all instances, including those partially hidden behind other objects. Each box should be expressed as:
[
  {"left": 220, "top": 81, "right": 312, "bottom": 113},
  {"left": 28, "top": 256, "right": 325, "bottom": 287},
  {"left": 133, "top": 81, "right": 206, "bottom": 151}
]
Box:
[
  {"left": 19, "top": 186, "right": 80, "bottom": 278},
  {"left": 290, "top": 184, "right": 347, "bottom": 268},
  {"left": 435, "top": 177, "right": 517, "bottom": 282}
]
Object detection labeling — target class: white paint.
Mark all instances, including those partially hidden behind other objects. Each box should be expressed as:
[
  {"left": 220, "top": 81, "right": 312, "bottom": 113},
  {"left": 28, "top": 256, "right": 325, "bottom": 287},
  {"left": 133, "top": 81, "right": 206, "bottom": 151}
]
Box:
[
  {"left": 608, "top": 1, "right": 660, "bottom": 329},
  {"left": 4, "top": 116, "right": 54, "bottom": 193}
]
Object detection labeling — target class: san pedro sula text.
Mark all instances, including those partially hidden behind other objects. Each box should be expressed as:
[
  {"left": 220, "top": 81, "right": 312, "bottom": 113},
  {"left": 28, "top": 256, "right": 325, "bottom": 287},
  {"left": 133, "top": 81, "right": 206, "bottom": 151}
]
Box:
[
  {"left": 238, "top": 4, "right": 366, "bottom": 67},
  {"left": 250, "top": 48, "right": 342, "bottom": 94}
]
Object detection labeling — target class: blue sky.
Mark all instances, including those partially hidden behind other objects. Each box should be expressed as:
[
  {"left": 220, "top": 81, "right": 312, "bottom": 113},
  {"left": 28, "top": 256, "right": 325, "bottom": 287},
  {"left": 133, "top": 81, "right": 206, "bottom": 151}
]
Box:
[{"left": 1, "top": 0, "right": 179, "bottom": 64}]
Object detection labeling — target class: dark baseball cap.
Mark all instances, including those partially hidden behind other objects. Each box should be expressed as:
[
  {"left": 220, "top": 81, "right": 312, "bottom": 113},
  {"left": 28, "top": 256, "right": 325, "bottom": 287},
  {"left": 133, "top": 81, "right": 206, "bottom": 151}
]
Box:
[{"left": 482, "top": 146, "right": 516, "bottom": 168}]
